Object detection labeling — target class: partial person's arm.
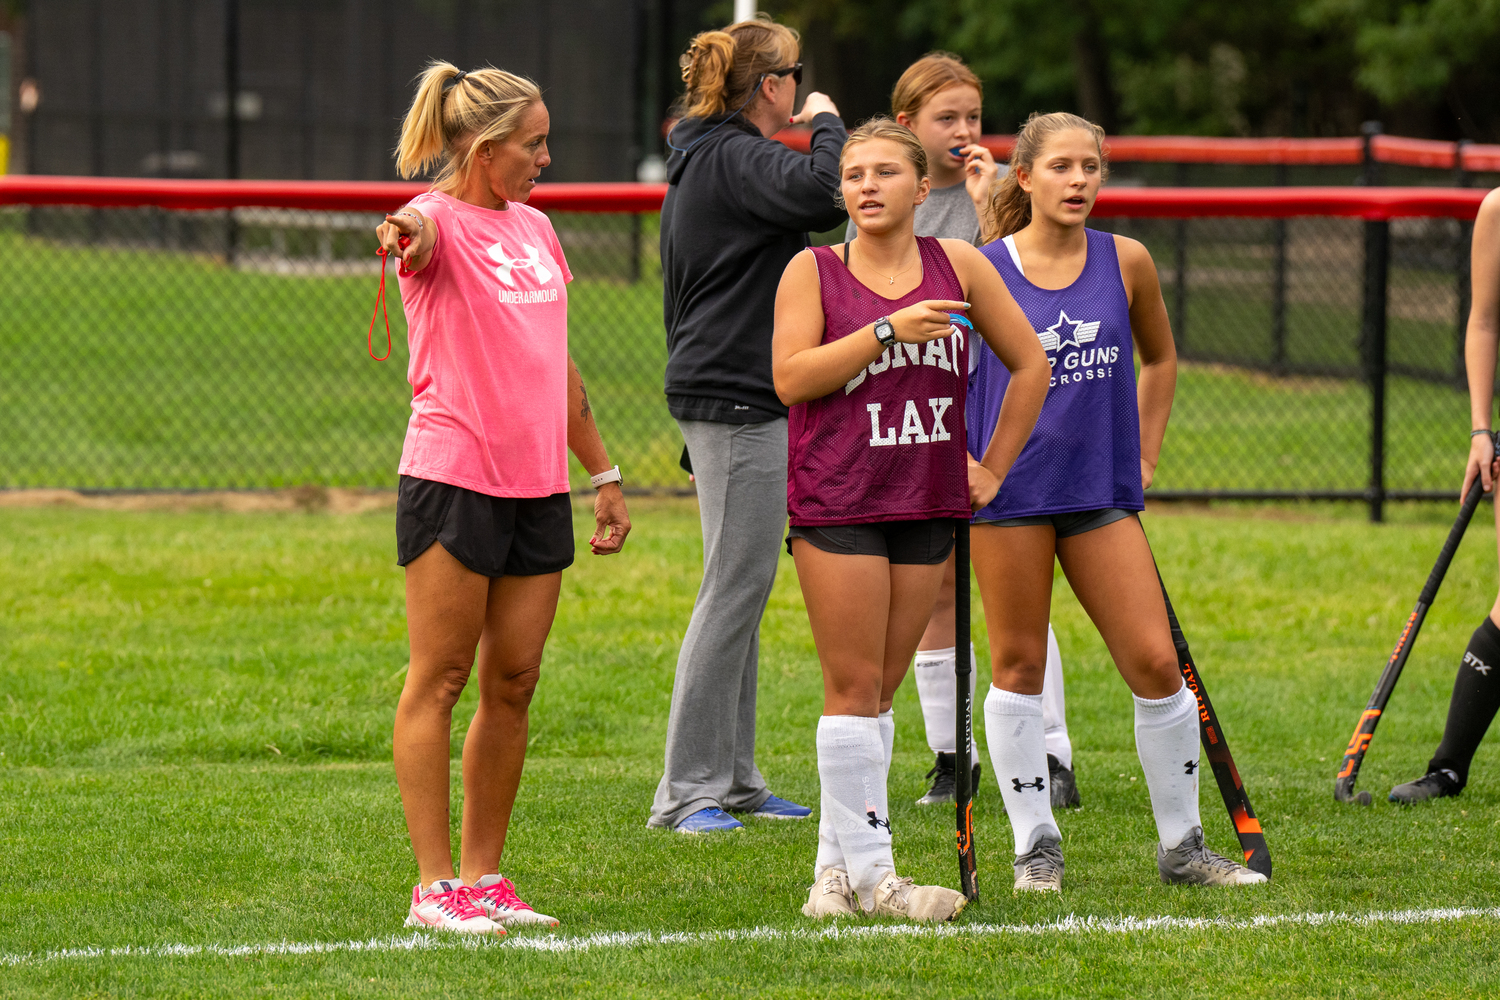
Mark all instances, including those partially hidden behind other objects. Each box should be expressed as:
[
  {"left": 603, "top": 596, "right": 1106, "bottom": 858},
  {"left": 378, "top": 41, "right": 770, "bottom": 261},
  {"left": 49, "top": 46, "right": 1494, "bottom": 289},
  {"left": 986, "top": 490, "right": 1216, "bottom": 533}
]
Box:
[
  {"left": 1116, "top": 235, "right": 1178, "bottom": 490},
  {"left": 947, "top": 241, "right": 1049, "bottom": 509},
  {"left": 1464, "top": 189, "right": 1500, "bottom": 497},
  {"left": 376, "top": 206, "right": 438, "bottom": 274},
  {"left": 567, "top": 355, "right": 630, "bottom": 555},
  {"left": 771, "top": 249, "right": 969, "bottom": 405},
  {"left": 735, "top": 103, "right": 848, "bottom": 233}
]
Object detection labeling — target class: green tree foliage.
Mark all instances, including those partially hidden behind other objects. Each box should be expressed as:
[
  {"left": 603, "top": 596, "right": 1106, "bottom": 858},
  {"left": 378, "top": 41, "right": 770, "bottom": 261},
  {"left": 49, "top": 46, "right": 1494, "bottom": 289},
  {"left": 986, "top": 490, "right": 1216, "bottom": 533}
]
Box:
[
  {"left": 897, "top": 0, "right": 1366, "bottom": 135},
  {"left": 766, "top": 0, "right": 1498, "bottom": 138}
]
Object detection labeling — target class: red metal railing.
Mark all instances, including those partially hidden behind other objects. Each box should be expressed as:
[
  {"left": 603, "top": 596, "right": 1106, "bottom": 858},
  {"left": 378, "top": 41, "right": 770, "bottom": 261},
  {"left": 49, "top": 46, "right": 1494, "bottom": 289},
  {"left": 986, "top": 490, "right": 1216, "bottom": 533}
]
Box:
[
  {"left": 0, "top": 177, "right": 669, "bottom": 214},
  {"left": 0, "top": 176, "right": 1486, "bottom": 220},
  {"left": 774, "top": 130, "right": 1500, "bottom": 172}
]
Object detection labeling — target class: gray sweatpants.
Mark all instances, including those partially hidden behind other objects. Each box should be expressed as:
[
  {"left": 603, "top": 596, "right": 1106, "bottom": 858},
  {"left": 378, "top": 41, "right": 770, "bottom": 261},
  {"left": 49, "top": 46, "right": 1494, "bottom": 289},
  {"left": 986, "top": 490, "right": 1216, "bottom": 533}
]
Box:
[{"left": 648, "top": 417, "right": 787, "bottom": 827}]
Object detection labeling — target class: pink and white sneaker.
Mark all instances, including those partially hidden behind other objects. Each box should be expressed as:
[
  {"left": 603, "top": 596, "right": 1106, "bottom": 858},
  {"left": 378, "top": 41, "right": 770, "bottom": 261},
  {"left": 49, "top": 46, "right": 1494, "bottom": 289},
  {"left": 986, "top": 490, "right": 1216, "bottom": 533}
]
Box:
[
  {"left": 472, "top": 874, "right": 560, "bottom": 928},
  {"left": 404, "top": 879, "right": 505, "bottom": 935}
]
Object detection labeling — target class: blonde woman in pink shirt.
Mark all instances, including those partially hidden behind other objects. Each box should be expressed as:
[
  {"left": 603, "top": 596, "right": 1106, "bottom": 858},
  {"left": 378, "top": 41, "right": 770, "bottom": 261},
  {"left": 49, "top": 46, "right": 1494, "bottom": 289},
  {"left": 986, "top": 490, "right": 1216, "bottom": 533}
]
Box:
[{"left": 375, "top": 61, "right": 631, "bottom": 935}]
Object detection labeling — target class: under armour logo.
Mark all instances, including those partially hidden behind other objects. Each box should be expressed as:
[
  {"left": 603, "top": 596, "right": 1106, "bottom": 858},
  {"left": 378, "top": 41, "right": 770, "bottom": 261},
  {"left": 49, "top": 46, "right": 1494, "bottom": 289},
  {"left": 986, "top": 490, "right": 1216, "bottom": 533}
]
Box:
[
  {"left": 487, "top": 240, "right": 553, "bottom": 286},
  {"left": 866, "top": 810, "right": 890, "bottom": 832},
  {"left": 1465, "top": 651, "right": 1493, "bottom": 675},
  {"left": 1012, "top": 777, "right": 1046, "bottom": 792},
  {"left": 1184, "top": 760, "right": 1199, "bottom": 774}
]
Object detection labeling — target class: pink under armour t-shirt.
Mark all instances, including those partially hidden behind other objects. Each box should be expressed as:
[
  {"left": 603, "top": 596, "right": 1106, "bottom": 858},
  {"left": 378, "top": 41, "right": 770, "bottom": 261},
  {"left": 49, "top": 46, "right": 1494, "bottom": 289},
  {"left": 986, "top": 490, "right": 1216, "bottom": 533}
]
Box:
[{"left": 396, "top": 191, "right": 573, "bottom": 498}]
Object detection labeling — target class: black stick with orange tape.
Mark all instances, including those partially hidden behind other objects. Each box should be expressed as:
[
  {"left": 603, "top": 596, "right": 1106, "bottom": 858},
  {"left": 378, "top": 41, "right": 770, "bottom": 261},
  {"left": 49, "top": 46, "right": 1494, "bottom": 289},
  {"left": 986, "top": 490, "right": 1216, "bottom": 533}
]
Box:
[
  {"left": 1157, "top": 570, "right": 1272, "bottom": 879},
  {"left": 1334, "top": 452, "right": 1490, "bottom": 806},
  {"left": 954, "top": 517, "right": 978, "bottom": 901}
]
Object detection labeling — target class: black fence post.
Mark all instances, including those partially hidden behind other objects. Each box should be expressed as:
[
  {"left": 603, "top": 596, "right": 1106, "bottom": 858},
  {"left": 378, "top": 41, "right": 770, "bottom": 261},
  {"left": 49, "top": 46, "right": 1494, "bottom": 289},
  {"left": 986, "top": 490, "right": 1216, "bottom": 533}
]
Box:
[
  {"left": 1272, "top": 162, "right": 1289, "bottom": 372},
  {"left": 1361, "top": 121, "right": 1387, "bottom": 523},
  {"left": 224, "top": 0, "right": 241, "bottom": 263},
  {"left": 630, "top": 212, "right": 642, "bottom": 283},
  {"left": 1456, "top": 139, "right": 1473, "bottom": 384},
  {"left": 1174, "top": 162, "right": 1189, "bottom": 352}
]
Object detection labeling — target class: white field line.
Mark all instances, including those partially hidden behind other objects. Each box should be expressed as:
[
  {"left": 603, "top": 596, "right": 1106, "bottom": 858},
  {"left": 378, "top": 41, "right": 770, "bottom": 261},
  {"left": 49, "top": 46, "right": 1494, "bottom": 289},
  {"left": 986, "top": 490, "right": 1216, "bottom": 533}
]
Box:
[{"left": 4, "top": 906, "right": 1499, "bottom": 966}]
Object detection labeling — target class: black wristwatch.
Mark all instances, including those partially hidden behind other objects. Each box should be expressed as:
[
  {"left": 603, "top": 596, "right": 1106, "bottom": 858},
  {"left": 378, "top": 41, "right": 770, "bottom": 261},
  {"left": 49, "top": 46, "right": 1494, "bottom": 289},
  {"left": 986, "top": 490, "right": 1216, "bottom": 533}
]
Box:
[{"left": 873, "top": 316, "right": 896, "bottom": 348}]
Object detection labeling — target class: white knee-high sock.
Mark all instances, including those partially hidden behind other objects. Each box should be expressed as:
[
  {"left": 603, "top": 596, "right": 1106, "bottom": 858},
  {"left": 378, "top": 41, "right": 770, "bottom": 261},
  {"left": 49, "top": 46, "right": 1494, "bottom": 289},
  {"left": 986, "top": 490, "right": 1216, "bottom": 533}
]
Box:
[
  {"left": 816, "top": 715, "right": 894, "bottom": 909},
  {"left": 914, "top": 644, "right": 978, "bottom": 763},
  {"left": 1041, "top": 625, "right": 1073, "bottom": 769},
  {"left": 1134, "top": 683, "right": 1202, "bottom": 850},
  {"left": 984, "top": 686, "right": 1060, "bottom": 855},
  {"left": 878, "top": 709, "right": 895, "bottom": 780},
  {"left": 814, "top": 790, "right": 845, "bottom": 879}
]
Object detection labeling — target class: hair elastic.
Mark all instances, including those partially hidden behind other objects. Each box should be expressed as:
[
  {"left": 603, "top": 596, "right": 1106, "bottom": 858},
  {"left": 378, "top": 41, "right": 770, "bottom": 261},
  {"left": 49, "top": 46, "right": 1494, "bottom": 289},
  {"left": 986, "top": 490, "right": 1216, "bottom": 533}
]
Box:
[
  {"left": 666, "top": 75, "right": 765, "bottom": 156},
  {"left": 443, "top": 70, "right": 468, "bottom": 91}
]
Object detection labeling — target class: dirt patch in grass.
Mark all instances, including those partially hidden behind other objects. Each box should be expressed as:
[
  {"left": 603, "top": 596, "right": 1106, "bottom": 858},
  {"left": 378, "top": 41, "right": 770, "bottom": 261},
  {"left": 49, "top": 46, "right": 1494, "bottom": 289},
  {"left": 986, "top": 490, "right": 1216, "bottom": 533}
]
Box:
[{"left": 0, "top": 486, "right": 396, "bottom": 514}]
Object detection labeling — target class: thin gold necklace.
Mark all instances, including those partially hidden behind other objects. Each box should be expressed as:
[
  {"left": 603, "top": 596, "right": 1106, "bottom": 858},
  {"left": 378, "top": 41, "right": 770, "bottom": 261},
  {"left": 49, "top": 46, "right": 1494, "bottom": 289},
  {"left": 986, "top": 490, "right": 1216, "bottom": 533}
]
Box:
[{"left": 855, "top": 241, "right": 918, "bottom": 285}]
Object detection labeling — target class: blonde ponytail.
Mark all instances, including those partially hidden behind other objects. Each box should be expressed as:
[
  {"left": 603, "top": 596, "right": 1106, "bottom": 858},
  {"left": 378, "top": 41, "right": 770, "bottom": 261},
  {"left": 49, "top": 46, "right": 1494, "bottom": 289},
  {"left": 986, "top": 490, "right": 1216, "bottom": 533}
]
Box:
[
  {"left": 676, "top": 14, "right": 799, "bottom": 121},
  {"left": 394, "top": 60, "right": 543, "bottom": 193},
  {"left": 980, "top": 111, "right": 1109, "bottom": 243}
]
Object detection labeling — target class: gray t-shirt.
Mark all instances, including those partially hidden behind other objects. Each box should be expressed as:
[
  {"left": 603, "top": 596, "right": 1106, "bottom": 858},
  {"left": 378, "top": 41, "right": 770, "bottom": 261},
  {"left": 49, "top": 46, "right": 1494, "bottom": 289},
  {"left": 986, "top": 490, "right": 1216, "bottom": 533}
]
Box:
[{"left": 844, "top": 180, "right": 981, "bottom": 245}]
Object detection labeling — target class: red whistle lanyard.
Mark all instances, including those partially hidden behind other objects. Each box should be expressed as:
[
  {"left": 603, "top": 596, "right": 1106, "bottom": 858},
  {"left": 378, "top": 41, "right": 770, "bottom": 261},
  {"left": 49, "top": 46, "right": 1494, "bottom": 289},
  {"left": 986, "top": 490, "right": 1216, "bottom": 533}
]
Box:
[{"left": 367, "top": 234, "right": 410, "bottom": 362}]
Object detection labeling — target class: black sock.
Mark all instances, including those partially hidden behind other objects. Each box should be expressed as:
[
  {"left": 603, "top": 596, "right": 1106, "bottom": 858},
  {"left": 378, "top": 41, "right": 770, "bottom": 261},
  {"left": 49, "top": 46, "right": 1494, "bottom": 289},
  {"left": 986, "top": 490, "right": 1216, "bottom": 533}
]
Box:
[{"left": 1427, "top": 616, "right": 1500, "bottom": 786}]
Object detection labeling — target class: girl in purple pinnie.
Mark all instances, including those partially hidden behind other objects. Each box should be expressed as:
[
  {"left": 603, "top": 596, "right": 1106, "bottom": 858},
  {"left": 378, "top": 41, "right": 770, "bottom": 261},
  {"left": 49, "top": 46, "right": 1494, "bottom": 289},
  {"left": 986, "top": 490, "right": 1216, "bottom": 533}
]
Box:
[
  {"left": 969, "top": 112, "right": 1265, "bottom": 892},
  {"left": 772, "top": 119, "right": 1049, "bottom": 922}
]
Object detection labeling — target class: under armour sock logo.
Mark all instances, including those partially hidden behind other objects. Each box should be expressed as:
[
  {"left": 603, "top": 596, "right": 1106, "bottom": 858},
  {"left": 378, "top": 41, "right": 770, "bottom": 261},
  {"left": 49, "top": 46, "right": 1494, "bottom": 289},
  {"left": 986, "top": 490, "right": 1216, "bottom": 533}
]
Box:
[
  {"left": 1184, "top": 760, "right": 1199, "bottom": 774},
  {"left": 1012, "top": 777, "right": 1046, "bottom": 792},
  {"left": 866, "top": 810, "right": 890, "bottom": 832}
]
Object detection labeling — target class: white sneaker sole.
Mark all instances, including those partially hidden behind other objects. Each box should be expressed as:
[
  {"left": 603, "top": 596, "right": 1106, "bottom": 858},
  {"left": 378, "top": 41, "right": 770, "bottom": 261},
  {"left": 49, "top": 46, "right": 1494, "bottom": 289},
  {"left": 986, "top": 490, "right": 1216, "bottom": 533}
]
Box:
[
  {"left": 490, "top": 910, "right": 561, "bottom": 928},
  {"left": 404, "top": 912, "right": 505, "bottom": 935}
]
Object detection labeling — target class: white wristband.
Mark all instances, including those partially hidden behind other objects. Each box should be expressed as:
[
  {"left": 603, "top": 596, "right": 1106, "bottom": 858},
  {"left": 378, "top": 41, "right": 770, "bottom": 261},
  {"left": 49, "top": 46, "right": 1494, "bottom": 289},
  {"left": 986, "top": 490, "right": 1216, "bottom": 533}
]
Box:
[{"left": 590, "top": 465, "right": 623, "bottom": 489}]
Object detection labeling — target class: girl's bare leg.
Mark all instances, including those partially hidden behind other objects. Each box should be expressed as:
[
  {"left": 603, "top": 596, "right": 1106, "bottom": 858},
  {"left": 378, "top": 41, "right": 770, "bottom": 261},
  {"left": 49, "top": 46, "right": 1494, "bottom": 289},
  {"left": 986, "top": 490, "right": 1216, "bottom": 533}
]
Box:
[
  {"left": 971, "top": 524, "right": 1056, "bottom": 693},
  {"left": 458, "top": 571, "right": 562, "bottom": 884},
  {"left": 791, "top": 542, "right": 947, "bottom": 715},
  {"left": 1054, "top": 516, "right": 1180, "bottom": 699},
  {"left": 396, "top": 543, "right": 489, "bottom": 886},
  {"left": 915, "top": 552, "right": 957, "bottom": 651}
]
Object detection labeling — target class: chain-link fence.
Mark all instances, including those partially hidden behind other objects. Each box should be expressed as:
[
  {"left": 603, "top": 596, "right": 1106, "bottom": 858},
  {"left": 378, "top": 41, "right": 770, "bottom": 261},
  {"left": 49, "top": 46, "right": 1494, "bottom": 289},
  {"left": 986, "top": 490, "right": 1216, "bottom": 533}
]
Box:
[{"left": 0, "top": 180, "right": 1489, "bottom": 520}]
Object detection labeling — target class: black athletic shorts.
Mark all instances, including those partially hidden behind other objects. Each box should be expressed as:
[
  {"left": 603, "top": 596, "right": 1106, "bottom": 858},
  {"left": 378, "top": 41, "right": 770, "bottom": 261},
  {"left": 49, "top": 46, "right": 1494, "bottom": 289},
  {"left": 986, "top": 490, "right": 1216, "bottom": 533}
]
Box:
[
  {"left": 396, "top": 475, "right": 575, "bottom": 577},
  {"left": 973, "top": 507, "right": 1136, "bottom": 538},
  {"left": 786, "top": 518, "right": 956, "bottom": 565}
]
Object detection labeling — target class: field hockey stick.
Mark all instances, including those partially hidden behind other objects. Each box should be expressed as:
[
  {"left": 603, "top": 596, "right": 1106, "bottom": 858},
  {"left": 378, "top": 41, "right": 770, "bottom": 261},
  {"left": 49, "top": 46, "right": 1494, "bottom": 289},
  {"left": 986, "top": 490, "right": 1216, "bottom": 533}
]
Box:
[
  {"left": 1334, "top": 444, "right": 1493, "bottom": 805},
  {"left": 1155, "top": 566, "right": 1273, "bottom": 879},
  {"left": 954, "top": 517, "right": 979, "bottom": 901}
]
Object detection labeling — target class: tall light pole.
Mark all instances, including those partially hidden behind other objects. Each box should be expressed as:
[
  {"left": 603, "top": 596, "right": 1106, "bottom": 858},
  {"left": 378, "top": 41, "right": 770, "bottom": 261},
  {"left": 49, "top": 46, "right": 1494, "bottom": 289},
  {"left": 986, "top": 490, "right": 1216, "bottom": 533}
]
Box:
[{"left": 734, "top": 0, "right": 754, "bottom": 22}]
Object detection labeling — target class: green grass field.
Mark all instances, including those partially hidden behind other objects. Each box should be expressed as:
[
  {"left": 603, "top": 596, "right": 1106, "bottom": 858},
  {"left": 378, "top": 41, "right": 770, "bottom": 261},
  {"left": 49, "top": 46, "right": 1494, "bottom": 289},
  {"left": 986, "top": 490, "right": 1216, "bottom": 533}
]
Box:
[
  {"left": 0, "top": 212, "right": 1477, "bottom": 495},
  {"left": 4, "top": 499, "right": 1500, "bottom": 997}
]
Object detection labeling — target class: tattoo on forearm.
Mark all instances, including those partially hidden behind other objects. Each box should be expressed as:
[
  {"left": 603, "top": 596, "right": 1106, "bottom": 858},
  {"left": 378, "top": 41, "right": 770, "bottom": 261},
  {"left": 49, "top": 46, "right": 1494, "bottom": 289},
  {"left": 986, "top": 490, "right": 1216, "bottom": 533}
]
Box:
[{"left": 580, "top": 380, "right": 593, "bottom": 421}]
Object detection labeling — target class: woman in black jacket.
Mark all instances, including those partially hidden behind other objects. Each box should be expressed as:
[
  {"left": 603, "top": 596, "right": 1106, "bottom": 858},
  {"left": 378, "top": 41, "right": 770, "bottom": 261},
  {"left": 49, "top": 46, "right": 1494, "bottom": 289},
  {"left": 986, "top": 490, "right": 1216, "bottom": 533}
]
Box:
[{"left": 648, "top": 15, "right": 848, "bottom": 834}]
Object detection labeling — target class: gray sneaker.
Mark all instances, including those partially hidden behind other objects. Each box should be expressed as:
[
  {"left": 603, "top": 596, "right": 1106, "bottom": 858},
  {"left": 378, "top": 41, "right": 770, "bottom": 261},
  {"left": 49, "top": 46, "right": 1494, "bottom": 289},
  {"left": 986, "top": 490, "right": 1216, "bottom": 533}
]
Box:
[
  {"left": 1157, "top": 827, "right": 1267, "bottom": 886},
  {"left": 1389, "top": 769, "right": 1462, "bottom": 804},
  {"left": 1048, "top": 754, "right": 1081, "bottom": 809},
  {"left": 1013, "top": 836, "right": 1064, "bottom": 893}
]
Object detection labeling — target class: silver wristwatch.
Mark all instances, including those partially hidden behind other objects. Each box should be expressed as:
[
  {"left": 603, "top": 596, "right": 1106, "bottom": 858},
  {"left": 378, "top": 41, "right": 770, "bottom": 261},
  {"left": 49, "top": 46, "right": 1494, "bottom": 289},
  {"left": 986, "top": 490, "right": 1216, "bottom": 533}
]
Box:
[
  {"left": 873, "top": 316, "right": 896, "bottom": 348},
  {"left": 590, "top": 465, "right": 623, "bottom": 489}
]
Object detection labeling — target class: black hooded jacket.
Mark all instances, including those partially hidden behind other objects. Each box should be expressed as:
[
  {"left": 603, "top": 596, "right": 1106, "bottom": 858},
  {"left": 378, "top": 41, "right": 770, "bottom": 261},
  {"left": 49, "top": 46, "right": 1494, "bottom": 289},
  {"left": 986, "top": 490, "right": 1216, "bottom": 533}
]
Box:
[{"left": 661, "top": 111, "right": 848, "bottom": 421}]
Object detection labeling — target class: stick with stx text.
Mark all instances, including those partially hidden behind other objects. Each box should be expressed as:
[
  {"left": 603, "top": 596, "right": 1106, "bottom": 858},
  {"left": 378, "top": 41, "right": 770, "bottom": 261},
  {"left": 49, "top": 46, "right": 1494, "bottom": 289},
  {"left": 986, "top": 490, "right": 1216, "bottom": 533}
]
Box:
[{"left": 1334, "top": 437, "right": 1494, "bottom": 805}]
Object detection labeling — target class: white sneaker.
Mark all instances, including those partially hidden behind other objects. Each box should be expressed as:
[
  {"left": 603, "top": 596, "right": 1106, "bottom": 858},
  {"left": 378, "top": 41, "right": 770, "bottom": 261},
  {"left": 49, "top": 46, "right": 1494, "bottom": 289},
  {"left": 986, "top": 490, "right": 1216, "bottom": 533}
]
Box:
[
  {"left": 801, "top": 868, "right": 858, "bottom": 919},
  {"left": 404, "top": 879, "right": 504, "bottom": 935},
  {"left": 1013, "top": 836, "right": 1064, "bottom": 893},
  {"left": 869, "top": 871, "right": 967, "bottom": 922},
  {"left": 471, "top": 874, "right": 560, "bottom": 928}
]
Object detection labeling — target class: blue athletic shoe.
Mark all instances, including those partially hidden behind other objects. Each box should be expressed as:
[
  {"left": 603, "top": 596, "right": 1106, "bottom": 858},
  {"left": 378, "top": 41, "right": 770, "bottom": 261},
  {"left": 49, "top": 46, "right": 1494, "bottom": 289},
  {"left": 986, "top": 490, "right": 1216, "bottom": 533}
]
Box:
[
  {"left": 751, "top": 794, "right": 812, "bottom": 820},
  {"left": 674, "top": 807, "right": 744, "bottom": 834}
]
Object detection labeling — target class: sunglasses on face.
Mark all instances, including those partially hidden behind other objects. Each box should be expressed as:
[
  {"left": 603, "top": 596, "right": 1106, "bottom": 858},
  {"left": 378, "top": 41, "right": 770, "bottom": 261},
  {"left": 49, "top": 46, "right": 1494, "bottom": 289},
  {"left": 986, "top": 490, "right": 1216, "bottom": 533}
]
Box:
[{"left": 766, "top": 63, "right": 803, "bottom": 86}]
